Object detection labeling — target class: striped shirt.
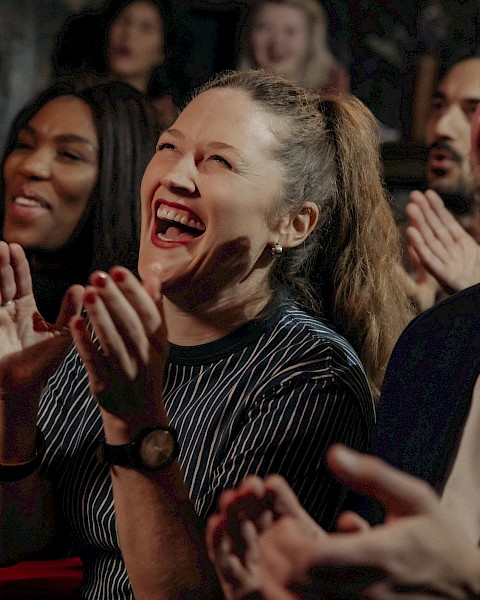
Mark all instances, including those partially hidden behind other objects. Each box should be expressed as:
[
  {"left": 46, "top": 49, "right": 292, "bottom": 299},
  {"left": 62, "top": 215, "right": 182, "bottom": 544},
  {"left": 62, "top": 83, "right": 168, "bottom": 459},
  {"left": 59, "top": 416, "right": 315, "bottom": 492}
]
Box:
[{"left": 38, "top": 304, "right": 374, "bottom": 599}]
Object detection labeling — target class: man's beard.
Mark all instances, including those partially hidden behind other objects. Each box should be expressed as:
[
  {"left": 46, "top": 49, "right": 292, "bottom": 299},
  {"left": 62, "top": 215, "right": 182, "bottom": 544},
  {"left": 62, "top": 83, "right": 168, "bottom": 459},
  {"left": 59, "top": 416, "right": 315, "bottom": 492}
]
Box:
[
  {"left": 434, "top": 191, "right": 476, "bottom": 216},
  {"left": 426, "top": 140, "right": 475, "bottom": 214}
]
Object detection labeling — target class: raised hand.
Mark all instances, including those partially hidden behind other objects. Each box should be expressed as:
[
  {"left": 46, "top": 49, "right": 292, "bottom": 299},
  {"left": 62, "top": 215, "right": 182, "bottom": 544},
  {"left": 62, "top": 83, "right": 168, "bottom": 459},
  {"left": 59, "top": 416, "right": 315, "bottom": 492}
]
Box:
[
  {"left": 207, "top": 444, "right": 480, "bottom": 600},
  {"left": 315, "top": 445, "right": 480, "bottom": 599},
  {"left": 406, "top": 190, "right": 480, "bottom": 294},
  {"left": 0, "top": 241, "right": 82, "bottom": 460},
  {"left": 206, "top": 474, "right": 326, "bottom": 600},
  {"left": 403, "top": 244, "right": 441, "bottom": 312},
  {"left": 69, "top": 267, "right": 169, "bottom": 429},
  {"left": 0, "top": 241, "right": 82, "bottom": 395}
]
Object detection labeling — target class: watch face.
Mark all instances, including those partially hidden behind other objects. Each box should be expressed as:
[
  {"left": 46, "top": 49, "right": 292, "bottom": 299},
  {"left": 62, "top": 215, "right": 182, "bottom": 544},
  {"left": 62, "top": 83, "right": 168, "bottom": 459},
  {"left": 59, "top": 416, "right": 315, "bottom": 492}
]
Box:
[{"left": 140, "top": 429, "right": 176, "bottom": 469}]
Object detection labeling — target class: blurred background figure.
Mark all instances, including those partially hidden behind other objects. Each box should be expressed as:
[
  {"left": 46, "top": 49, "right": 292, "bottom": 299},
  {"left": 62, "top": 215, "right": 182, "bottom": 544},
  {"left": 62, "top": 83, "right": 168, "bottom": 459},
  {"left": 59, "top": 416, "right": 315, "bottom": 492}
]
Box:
[
  {"left": 412, "top": 0, "right": 480, "bottom": 143},
  {"left": 422, "top": 56, "right": 480, "bottom": 223},
  {"left": 398, "top": 57, "right": 480, "bottom": 312},
  {"left": 52, "top": 0, "right": 180, "bottom": 129},
  {"left": 236, "top": 0, "right": 349, "bottom": 94}
]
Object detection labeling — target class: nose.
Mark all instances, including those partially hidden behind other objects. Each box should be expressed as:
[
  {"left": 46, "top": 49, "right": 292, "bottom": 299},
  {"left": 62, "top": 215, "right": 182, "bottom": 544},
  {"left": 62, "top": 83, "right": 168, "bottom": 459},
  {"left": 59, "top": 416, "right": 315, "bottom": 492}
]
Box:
[
  {"left": 267, "top": 29, "right": 282, "bottom": 49},
  {"left": 18, "top": 147, "right": 52, "bottom": 180},
  {"left": 162, "top": 153, "right": 198, "bottom": 195}
]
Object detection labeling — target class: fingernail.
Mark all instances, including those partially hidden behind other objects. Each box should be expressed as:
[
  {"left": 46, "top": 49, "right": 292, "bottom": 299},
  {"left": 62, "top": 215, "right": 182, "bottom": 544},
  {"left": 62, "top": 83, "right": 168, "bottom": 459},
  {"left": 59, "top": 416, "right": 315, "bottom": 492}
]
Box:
[
  {"left": 73, "top": 318, "right": 86, "bottom": 332},
  {"left": 93, "top": 272, "right": 108, "bottom": 288},
  {"left": 112, "top": 270, "right": 125, "bottom": 283},
  {"left": 85, "top": 291, "right": 96, "bottom": 304},
  {"left": 220, "top": 532, "right": 231, "bottom": 553}
]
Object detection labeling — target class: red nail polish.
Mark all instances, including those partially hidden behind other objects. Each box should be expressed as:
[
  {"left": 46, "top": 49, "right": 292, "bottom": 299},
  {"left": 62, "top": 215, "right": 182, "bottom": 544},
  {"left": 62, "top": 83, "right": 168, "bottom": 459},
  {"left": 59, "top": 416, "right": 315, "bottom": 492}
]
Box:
[
  {"left": 94, "top": 272, "right": 108, "bottom": 288},
  {"left": 85, "top": 291, "right": 96, "bottom": 304},
  {"left": 112, "top": 270, "right": 125, "bottom": 283},
  {"left": 74, "top": 318, "right": 86, "bottom": 332}
]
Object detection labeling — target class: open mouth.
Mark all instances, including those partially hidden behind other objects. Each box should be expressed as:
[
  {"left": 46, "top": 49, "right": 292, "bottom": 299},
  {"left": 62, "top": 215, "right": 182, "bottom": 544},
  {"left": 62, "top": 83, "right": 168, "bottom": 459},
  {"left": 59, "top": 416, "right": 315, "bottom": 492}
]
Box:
[
  {"left": 427, "top": 148, "right": 455, "bottom": 178},
  {"left": 114, "top": 45, "right": 132, "bottom": 58},
  {"left": 155, "top": 202, "right": 205, "bottom": 242},
  {"left": 431, "top": 167, "right": 447, "bottom": 177}
]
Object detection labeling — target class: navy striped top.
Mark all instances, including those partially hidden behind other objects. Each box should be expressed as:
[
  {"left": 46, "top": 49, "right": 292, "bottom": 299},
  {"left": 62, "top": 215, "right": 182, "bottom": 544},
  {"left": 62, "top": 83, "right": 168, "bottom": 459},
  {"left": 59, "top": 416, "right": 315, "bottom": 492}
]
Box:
[{"left": 38, "top": 304, "right": 374, "bottom": 599}]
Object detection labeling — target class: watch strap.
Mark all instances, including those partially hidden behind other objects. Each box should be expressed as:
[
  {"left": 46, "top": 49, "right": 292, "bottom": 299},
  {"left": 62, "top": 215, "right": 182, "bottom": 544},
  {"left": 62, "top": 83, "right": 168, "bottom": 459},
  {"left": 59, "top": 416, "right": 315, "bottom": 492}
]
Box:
[
  {"left": 0, "top": 428, "right": 46, "bottom": 482},
  {"left": 98, "top": 426, "right": 179, "bottom": 472},
  {"left": 100, "top": 439, "right": 137, "bottom": 467}
]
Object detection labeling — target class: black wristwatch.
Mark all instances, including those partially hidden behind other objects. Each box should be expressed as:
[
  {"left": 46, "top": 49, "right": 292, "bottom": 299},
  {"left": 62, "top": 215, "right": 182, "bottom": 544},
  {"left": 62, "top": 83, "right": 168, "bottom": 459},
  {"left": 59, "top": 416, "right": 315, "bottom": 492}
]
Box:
[
  {"left": 98, "top": 426, "right": 179, "bottom": 473},
  {"left": 0, "top": 428, "right": 46, "bottom": 482}
]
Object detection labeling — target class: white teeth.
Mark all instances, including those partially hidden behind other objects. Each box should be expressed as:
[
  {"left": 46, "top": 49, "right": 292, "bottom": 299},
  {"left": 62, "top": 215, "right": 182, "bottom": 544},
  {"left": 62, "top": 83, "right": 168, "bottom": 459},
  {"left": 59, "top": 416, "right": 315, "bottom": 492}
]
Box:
[
  {"left": 156, "top": 204, "right": 205, "bottom": 231},
  {"left": 14, "top": 196, "right": 45, "bottom": 208}
]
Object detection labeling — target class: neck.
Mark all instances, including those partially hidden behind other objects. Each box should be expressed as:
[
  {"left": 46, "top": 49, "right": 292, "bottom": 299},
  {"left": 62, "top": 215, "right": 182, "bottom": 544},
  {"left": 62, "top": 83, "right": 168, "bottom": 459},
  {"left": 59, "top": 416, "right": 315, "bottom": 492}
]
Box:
[
  {"left": 162, "top": 288, "right": 272, "bottom": 346},
  {"left": 27, "top": 245, "right": 88, "bottom": 274}
]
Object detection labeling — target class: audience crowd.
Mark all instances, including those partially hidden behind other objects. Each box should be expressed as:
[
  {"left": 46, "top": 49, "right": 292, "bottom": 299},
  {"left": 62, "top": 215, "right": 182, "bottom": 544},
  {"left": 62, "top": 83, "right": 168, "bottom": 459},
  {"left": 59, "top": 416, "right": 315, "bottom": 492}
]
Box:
[{"left": 0, "top": 1, "right": 479, "bottom": 599}]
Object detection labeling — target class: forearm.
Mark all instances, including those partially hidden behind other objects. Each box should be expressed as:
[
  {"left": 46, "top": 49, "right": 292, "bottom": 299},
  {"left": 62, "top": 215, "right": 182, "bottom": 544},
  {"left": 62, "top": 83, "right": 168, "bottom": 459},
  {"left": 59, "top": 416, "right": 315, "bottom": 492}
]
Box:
[
  {"left": 102, "top": 410, "right": 223, "bottom": 600},
  {"left": 111, "top": 465, "right": 223, "bottom": 600}
]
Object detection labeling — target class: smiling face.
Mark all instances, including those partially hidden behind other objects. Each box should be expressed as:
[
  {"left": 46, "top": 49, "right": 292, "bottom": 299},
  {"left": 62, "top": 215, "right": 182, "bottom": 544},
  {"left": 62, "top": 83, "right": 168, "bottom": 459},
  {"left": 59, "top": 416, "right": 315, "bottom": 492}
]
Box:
[
  {"left": 250, "top": 2, "right": 310, "bottom": 81},
  {"left": 138, "top": 87, "right": 297, "bottom": 309},
  {"left": 425, "top": 58, "right": 480, "bottom": 197},
  {"left": 107, "top": 0, "right": 165, "bottom": 92},
  {"left": 2, "top": 96, "right": 99, "bottom": 250}
]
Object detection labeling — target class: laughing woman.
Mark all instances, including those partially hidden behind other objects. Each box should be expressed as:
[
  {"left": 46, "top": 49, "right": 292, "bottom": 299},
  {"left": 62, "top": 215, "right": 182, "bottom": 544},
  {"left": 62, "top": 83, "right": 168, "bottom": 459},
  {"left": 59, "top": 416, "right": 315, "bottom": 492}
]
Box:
[{"left": 0, "top": 70, "right": 412, "bottom": 599}]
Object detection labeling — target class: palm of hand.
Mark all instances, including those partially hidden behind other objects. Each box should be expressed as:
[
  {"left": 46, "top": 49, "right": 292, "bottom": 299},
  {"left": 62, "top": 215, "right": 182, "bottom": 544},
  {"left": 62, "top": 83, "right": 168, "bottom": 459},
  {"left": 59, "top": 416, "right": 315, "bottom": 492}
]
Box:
[{"left": 0, "top": 294, "right": 73, "bottom": 396}]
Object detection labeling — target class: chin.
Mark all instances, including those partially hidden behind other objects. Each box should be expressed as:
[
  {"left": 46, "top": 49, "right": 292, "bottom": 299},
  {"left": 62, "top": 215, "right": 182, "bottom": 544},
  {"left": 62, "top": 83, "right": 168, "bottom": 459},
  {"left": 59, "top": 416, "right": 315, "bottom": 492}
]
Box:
[{"left": 2, "top": 230, "right": 33, "bottom": 249}]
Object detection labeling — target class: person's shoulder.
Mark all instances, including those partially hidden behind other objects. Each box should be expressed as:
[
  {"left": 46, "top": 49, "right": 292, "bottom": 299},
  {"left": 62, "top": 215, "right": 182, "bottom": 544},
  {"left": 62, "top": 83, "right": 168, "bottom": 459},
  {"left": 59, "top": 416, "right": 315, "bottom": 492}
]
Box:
[
  {"left": 381, "top": 282, "right": 480, "bottom": 415},
  {"left": 267, "top": 306, "right": 370, "bottom": 389},
  {"left": 276, "top": 306, "right": 373, "bottom": 408},
  {"left": 396, "top": 282, "right": 480, "bottom": 345},
  {"left": 277, "top": 306, "right": 361, "bottom": 361}
]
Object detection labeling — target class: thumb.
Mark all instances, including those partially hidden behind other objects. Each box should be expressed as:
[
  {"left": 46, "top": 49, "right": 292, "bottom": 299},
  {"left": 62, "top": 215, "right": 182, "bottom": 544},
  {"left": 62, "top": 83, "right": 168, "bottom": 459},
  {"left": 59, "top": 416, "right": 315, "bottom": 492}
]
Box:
[
  {"left": 56, "top": 285, "right": 84, "bottom": 329},
  {"left": 327, "top": 445, "right": 438, "bottom": 518},
  {"left": 336, "top": 510, "right": 371, "bottom": 533}
]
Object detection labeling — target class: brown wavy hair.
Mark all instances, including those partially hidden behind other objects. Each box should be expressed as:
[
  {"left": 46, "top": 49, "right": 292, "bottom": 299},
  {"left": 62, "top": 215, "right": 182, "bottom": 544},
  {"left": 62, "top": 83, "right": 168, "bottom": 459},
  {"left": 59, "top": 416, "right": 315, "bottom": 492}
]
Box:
[{"left": 199, "top": 69, "right": 414, "bottom": 398}]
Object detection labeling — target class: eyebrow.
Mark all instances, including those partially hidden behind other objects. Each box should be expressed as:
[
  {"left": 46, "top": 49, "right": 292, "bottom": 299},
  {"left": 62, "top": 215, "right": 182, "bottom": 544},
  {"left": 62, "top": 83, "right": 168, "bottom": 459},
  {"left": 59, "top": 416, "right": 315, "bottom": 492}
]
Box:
[
  {"left": 20, "top": 126, "right": 98, "bottom": 152},
  {"left": 433, "top": 91, "right": 480, "bottom": 104}
]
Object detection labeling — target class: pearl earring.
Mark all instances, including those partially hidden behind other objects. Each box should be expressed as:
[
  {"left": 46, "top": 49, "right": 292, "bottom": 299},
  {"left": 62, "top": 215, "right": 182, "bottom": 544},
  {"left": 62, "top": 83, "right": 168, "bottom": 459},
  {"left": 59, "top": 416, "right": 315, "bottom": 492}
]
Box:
[{"left": 271, "top": 242, "right": 283, "bottom": 257}]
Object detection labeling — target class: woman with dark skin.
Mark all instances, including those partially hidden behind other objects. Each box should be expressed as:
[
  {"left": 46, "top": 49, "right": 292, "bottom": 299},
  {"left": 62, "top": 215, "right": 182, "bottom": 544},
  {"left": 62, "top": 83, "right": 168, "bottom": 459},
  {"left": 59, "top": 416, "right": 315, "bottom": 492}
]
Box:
[{"left": 0, "top": 80, "right": 160, "bottom": 323}]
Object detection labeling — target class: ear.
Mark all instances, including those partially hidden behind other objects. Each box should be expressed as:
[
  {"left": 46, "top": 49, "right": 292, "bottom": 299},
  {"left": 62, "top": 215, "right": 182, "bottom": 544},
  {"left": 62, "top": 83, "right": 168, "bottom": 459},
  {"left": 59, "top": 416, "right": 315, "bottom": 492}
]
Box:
[{"left": 277, "top": 202, "right": 319, "bottom": 248}]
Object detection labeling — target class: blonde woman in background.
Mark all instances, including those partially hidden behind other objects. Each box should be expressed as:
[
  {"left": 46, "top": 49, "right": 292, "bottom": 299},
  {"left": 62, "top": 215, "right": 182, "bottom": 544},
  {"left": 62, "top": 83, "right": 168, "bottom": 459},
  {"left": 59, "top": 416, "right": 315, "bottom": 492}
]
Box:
[{"left": 237, "top": 0, "right": 349, "bottom": 93}]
